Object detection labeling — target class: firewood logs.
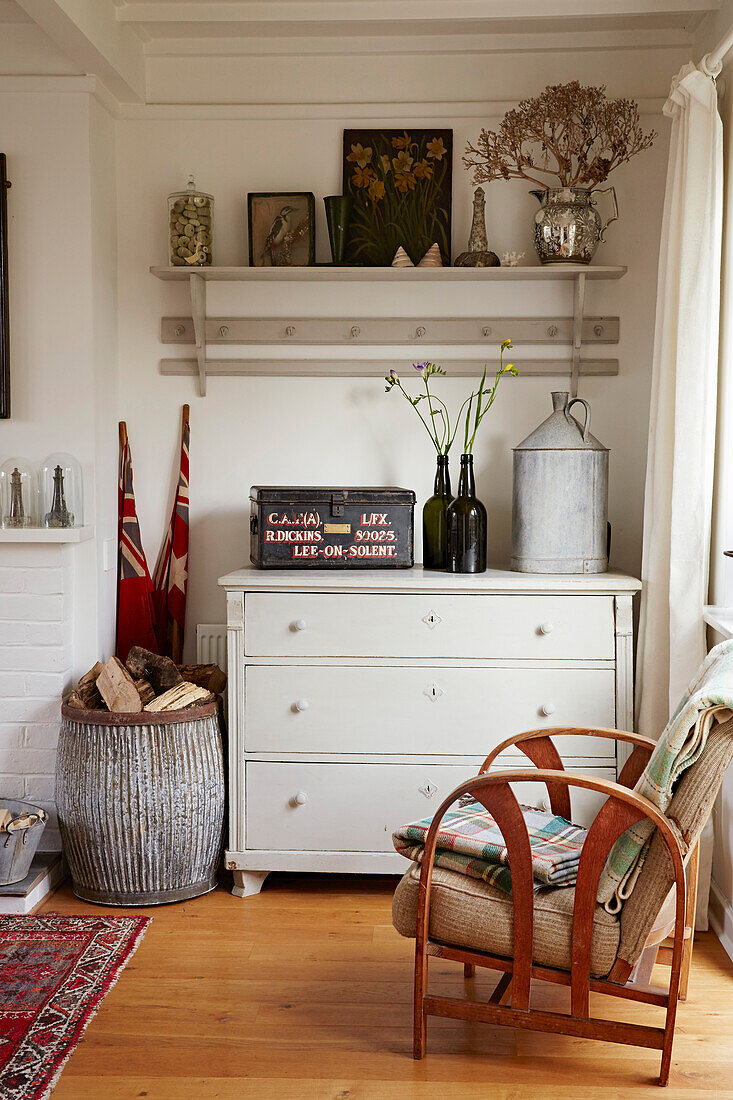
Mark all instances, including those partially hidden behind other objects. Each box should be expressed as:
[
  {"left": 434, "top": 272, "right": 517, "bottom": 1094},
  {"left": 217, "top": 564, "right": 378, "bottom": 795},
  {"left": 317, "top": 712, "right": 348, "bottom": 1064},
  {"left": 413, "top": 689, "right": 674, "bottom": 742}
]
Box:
[{"left": 64, "top": 648, "right": 225, "bottom": 715}]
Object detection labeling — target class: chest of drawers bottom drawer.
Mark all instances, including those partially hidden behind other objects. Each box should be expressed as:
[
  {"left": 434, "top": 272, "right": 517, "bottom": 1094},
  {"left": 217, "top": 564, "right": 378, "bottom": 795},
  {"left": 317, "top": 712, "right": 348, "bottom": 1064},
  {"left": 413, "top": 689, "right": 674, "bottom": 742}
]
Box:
[{"left": 244, "top": 761, "right": 614, "bottom": 854}]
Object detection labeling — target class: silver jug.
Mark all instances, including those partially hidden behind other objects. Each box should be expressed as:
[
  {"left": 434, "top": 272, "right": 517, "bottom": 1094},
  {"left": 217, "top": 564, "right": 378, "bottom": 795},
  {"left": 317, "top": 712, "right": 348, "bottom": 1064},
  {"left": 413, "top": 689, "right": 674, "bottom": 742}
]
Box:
[
  {"left": 511, "top": 392, "right": 608, "bottom": 573},
  {"left": 530, "top": 187, "right": 618, "bottom": 265}
]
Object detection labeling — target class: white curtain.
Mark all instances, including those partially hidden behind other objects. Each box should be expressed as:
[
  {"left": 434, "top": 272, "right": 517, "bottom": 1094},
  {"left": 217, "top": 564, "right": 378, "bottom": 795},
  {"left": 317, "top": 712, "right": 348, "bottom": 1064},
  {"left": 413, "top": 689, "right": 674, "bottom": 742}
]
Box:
[{"left": 636, "top": 63, "right": 723, "bottom": 927}]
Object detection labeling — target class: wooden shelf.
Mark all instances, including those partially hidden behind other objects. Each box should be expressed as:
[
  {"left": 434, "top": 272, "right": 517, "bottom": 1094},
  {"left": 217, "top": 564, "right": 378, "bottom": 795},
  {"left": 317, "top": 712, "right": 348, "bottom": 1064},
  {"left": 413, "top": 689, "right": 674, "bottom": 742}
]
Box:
[
  {"left": 150, "top": 264, "right": 627, "bottom": 395},
  {"left": 0, "top": 525, "right": 94, "bottom": 544},
  {"left": 151, "top": 264, "right": 627, "bottom": 283}
]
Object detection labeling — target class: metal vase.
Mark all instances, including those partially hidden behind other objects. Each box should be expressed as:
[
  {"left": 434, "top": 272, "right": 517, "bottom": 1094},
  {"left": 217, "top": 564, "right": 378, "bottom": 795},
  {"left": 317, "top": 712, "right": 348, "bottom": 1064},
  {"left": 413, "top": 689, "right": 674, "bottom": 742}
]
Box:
[
  {"left": 511, "top": 392, "right": 608, "bottom": 574},
  {"left": 324, "top": 195, "right": 353, "bottom": 264},
  {"left": 56, "top": 702, "right": 225, "bottom": 906},
  {"left": 530, "top": 187, "right": 618, "bottom": 265}
]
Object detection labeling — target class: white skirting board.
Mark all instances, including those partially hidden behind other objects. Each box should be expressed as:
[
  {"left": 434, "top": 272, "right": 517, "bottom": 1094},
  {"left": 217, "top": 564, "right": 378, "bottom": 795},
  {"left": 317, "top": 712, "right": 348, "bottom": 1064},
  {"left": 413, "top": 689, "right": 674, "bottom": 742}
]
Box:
[{"left": 709, "top": 879, "right": 733, "bottom": 963}]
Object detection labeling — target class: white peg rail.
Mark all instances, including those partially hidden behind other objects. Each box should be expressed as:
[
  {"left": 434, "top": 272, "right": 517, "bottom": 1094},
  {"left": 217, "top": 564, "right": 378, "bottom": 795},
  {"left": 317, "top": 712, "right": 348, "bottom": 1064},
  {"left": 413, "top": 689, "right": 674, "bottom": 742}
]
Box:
[{"left": 150, "top": 264, "right": 626, "bottom": 397}]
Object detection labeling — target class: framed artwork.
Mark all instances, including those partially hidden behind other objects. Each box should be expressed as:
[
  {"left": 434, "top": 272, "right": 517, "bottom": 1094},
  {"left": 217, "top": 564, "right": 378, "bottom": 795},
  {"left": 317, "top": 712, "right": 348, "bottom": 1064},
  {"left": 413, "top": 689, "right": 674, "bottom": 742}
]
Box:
[
  {"left": 342, "top": 128, "right": 452, "bottom": 267},
  {"left": 247, "top": 192, "right": 315, "bottom": 267},
  {"left": 0, "top": 155, "right": 9, "bottom": 419}
]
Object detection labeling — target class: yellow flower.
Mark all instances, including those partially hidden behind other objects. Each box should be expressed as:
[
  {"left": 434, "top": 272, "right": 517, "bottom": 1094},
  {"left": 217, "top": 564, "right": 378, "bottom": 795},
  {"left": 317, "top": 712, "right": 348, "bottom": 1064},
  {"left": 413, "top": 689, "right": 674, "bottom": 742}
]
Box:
[
  {"left": 380, "top": 154, "right": 392, "bottom": 174},
  {"left": 427, "top": 136, "right": 447, "bottom": 160},
  {"left": 413, "top": 158, "right": 433, "bottom": 180},
  {"left": 368, "top": 178, "right": 386, "bottom": 202},
  {"left": 391, "top": 130, "right": 412, "bottom": 150},
  {"left": 352, "top": 164, "right": 375, "bottom": 188},
  {"left": 392, "top": 150, "right": 414, "bottom": 174},
  {"left": 346, "top": 143, "right": 373, "bottom": 168},
  {"left": 501, "top": 338, "right": 513, "bottom": 349},
  {"left": 394, "top": 170, "right": 416, "bottom": 193}
]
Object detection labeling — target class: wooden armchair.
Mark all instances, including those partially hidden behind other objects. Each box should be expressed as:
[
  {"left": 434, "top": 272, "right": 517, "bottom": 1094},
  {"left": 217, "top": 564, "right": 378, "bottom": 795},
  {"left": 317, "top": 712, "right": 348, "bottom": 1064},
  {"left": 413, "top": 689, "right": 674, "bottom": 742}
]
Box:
[{"left": 393, "top": 723, "right": 729, "bottom": 1087}]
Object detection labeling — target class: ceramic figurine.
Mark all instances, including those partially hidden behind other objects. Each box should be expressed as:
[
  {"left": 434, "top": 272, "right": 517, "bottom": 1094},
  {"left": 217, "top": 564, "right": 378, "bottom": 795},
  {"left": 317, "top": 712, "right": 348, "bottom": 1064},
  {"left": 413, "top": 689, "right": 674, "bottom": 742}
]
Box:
[{"left": 454, "top": 187, "right": 500, "bottom": 267}]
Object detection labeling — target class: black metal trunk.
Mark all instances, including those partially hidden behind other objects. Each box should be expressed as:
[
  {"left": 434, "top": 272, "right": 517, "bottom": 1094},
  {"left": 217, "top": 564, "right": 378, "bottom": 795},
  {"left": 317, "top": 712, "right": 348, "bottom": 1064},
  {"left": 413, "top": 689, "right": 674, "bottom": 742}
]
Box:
[{"left": 250, "top": 486, "right": 415, "bottom": 568}]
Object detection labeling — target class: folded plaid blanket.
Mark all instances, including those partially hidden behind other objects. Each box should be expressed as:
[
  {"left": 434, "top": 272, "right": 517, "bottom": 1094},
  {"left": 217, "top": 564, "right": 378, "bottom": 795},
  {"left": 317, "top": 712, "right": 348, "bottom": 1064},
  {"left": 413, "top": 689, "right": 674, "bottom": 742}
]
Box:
[
  {"left": 597, "top": 639, "right": 733, "bottom": 914},
  {"left": 393, "top": 798, "right": 587, "bottom": 894}
]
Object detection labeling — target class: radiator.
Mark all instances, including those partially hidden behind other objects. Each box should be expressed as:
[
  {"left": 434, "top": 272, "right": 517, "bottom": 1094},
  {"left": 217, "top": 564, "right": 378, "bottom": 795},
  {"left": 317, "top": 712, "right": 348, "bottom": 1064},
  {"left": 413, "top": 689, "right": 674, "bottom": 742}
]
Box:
[{"left": 196, "top": 623, "right": 227, "bottom": 670}]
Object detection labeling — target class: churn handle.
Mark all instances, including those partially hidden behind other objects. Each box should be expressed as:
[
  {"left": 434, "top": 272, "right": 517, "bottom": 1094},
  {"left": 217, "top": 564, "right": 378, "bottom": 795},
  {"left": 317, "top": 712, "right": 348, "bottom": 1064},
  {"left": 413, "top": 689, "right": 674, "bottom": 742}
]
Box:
[
  {"left": 591, "top": 186, "right": 619, "bottom": 242},
  {"left": 566, "top": 397, "right": 591, "bottom": 442}
]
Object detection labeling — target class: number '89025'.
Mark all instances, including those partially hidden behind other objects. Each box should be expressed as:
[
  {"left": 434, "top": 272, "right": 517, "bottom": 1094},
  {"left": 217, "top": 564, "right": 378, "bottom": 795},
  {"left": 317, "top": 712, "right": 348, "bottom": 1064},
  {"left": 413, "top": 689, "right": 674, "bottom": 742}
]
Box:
[{"left": 353, "top": 529, "right": 396, "bottom": 542}]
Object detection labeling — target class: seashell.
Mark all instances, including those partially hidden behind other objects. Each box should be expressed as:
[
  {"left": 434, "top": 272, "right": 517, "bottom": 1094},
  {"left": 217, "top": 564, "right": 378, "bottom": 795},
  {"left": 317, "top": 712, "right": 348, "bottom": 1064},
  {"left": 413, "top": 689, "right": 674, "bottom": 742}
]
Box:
[
  {"left": 417, "top": 243, "right": 442, "bottom": 268},
  {"left": 391, "top": 246, "right": 414, "bottom": 268}
]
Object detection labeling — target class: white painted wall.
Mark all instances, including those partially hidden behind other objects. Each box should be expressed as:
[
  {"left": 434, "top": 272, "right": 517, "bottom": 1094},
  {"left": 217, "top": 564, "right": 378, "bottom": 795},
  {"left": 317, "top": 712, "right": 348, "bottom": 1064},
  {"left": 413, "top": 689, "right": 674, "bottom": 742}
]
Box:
[{"left": 116, "top": 53, "right": 681, "bottom": 661}]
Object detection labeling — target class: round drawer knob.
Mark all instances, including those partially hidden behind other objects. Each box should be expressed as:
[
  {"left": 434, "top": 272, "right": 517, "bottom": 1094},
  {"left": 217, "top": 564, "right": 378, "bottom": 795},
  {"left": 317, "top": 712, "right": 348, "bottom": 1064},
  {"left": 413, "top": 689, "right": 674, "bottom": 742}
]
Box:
[
  {"left": 292, "top": 618, "right": 307, "bottom": 632},
  {"left": 293, "top": 791, "right": 308, "bottom": 806},
  {"left": 539, "top": 622, "right": 555, "bottom": 635},
  {"left": 540, "top": 702, "right": 556, "bottom": 717},
  {"left": 295, "top": 698, "right": 309, "bottom": 712}
]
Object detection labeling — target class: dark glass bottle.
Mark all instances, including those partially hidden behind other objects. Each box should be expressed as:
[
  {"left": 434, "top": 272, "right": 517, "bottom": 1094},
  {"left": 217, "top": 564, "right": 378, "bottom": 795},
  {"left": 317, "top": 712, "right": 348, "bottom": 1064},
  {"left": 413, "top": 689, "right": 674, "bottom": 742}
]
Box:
[
  {"left": 422, "top": 454, "right": 453, "bottom": 569},
  {"left": 446, "top": 453, "right": 487, "bottom": 573}
]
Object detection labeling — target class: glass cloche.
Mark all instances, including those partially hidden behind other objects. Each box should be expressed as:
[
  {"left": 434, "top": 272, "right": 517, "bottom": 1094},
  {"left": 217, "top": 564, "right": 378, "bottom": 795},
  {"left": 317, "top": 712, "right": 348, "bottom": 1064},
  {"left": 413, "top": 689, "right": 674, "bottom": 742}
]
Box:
[
  {"left": 168, "top": 175, "right": 214, "bottom": 267},
  {"left": 0, "top": 458, "right": 37, "bottom": 528},
  {"left": 40, "top": 453, "right": 83, "bottom": 529}
]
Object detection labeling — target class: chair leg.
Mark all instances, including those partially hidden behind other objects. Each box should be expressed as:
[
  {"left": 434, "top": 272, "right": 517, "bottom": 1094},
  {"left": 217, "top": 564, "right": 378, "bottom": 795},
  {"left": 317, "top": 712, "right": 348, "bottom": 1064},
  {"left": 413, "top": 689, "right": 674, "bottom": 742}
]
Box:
[
  {"left": 679, "top": 841, "right": 700, "bottom": 1001},
  {"left": 413, "top": 944, "right": 428, "bottom": 1059}
]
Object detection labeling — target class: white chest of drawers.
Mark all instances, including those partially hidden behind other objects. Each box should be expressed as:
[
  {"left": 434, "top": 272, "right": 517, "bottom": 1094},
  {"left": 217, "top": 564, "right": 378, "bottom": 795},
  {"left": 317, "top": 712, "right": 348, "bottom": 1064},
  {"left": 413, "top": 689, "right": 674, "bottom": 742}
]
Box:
[{"left": 218, "top": 566, "right": 641, "bottom": 897}]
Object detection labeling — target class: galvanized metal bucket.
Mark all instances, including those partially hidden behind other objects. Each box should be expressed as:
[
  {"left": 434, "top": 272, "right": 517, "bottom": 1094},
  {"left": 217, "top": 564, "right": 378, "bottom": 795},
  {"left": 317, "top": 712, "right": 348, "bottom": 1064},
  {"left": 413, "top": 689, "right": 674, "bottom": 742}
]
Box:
[
  {"left": 511, "top": 391, "right": 609, "bottom": 574},
  {"left": 0, "top": 798, "right": 47, "bottom": 885},
  {"left": 56, "top": 702, "right": 225, "bottom": 906}
]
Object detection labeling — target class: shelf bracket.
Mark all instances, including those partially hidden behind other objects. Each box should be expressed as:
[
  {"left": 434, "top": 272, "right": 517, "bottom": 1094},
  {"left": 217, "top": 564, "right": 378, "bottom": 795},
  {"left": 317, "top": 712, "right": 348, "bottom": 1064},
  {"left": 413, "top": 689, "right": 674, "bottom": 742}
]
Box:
[
  {"left": 571, "top": 272, "right": 586, "bottom": 398},
  {"left": 190, "top": 272, "right": 207, "bottom": 397}
]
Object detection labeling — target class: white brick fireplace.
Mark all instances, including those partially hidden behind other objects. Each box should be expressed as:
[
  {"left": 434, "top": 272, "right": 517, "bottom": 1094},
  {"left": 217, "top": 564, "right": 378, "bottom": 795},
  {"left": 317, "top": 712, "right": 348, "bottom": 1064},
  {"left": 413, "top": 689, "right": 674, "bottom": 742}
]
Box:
[{"left": 0, "top": 528, "right": 95, "bottom": 851}]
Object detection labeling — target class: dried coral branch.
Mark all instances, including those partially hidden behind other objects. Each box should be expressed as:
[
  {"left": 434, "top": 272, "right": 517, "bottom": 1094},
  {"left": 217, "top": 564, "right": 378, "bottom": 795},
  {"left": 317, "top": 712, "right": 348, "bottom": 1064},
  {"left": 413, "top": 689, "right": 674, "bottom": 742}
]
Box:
[{"left": 464, "top": 82, "right": 655, "bottom": 189}]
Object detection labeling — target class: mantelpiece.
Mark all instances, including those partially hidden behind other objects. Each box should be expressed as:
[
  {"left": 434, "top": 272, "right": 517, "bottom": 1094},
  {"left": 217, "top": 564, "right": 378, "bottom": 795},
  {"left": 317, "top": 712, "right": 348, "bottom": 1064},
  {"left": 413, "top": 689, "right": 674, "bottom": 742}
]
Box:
[
  {"left": 151, "top": 264, "right": 626, "bottom": 396},
  {"left": 219, "top": 565, "right": 641, "bottom": 898}
]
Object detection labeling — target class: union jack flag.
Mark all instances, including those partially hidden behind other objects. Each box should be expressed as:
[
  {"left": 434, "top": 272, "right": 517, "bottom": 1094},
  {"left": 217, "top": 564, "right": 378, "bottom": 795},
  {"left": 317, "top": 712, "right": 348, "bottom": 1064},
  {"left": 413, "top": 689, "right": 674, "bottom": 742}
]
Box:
[
  {"left": 115, "top": 423, "right": 159, "bottom": 663},
  {"left": 152, "top": 405, "right": 190, "bottom": 662}
]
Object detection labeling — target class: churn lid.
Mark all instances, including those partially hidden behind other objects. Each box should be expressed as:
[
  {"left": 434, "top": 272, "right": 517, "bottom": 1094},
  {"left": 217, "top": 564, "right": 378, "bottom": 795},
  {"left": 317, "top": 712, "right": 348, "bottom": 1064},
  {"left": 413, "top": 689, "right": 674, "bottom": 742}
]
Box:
[{"left": 513, "top": 392, "right": 608, "bottom": 452}]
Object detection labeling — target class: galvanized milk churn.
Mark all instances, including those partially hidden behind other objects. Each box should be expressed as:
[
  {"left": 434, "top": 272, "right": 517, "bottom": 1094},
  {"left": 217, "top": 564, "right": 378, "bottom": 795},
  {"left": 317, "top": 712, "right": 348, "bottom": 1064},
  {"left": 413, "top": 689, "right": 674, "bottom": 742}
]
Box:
[{"left": 511, "top": 392, "right": 608, "bottom": 573}]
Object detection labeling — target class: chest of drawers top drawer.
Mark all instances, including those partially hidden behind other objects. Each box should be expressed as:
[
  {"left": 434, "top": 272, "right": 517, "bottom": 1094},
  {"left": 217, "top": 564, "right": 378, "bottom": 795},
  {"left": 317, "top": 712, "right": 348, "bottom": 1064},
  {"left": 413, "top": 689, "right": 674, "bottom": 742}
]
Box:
[{"left": 244, "top": 591, "right": 614, "bottom": 660}]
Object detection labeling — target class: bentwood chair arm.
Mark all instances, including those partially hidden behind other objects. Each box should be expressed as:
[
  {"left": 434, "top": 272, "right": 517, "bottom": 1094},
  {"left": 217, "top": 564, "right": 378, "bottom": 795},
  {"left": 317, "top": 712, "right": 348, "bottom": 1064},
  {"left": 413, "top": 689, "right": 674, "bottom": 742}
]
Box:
[
  {"left": 479, "top": 727, "right": 657, "bottom": 818},
  {"left": 415, "top": 768, "right": 687, "bottom": 1023}
]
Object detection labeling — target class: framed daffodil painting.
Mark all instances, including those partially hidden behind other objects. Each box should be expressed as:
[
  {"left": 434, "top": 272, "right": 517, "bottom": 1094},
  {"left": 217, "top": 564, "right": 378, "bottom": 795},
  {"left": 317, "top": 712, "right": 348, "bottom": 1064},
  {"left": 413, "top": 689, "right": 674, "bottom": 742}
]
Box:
[{"left": 341, "top": 129, "right": 452, "bottom": 266}]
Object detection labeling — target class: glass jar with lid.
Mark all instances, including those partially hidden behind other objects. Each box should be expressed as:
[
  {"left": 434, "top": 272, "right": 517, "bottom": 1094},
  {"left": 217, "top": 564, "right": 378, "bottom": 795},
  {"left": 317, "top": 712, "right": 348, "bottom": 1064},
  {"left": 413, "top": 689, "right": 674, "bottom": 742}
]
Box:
[
  {"left": 0, "top": 458, "right": 37, "bottom": 528},
  {"left": 40, "top": 453, "right": 83, "bottom": 529},
  {"left": 168, "top": 175, "right": 214, "bottom": 267}
]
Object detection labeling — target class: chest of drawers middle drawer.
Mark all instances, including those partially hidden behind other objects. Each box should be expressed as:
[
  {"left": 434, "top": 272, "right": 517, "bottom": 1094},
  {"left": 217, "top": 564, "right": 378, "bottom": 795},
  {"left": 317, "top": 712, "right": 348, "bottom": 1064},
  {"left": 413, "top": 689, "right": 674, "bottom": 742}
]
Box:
[{"left": 244, "top": 664, "right": 616, "bottom": 757}]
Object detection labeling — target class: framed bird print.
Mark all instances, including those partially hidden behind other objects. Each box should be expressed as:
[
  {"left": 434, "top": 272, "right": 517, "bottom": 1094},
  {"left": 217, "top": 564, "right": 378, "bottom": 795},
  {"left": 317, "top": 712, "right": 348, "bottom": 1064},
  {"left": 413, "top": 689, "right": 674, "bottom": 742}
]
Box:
[{"left": 247, "top": 192, "right": 315, "bottom": 267}]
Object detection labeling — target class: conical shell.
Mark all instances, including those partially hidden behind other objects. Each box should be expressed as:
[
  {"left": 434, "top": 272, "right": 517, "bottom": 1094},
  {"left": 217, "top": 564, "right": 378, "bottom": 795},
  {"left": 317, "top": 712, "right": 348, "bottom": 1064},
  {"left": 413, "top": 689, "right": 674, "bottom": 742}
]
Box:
[
  {"left": 391, "top": 245, "right": 414, "bottom": 268},
  {"left": 417, "top": 243, "right": 442, "bottom": 268}
]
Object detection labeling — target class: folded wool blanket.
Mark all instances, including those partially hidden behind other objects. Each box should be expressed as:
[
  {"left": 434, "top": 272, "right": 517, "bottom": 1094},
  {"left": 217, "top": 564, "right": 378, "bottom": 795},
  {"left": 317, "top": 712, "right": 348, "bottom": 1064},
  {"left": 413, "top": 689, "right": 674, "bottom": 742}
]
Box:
[
  {"left": 597, "top": 639, "right": 733, "bottom": 914},
  {"left": 392, "top": 798, "right": 587, "bottom": 894}
]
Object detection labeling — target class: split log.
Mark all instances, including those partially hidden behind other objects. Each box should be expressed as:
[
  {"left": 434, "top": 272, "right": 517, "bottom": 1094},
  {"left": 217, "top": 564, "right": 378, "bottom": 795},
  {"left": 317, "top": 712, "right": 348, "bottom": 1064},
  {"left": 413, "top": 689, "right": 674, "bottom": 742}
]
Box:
[
  {"left": 176, "top": 663, "right": 227, "bottom": 695},
  {"left": 66, "top": 661, "right": 105, "bottom": 709},
  {"left": 0, "top": 807, "right": 12, "bottom": 831},
  {"left": 97, "top": 656, "right": 142, "bottom": 713},
  {"left": 134, "top": 679, "right": 156, "bottom": 706},
  {"left": 144, "top": 682, "right": 213, "bottom": 712},
  {"left": 126, "top": 647, "right": 183, "bottom": 694}
]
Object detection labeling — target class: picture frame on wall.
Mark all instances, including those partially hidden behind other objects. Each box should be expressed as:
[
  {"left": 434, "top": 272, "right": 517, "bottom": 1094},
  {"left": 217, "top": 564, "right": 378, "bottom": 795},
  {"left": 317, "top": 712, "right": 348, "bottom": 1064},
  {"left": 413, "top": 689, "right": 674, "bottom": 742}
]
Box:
[
  {"left": 247, "top": 192, "right": 315, "bottom": 267},
  {"left": 0, "top": 154, "right": 9, "bottom": 419},
  {"left": 342, "top": 128, "right": 453, "bottom": 266}
]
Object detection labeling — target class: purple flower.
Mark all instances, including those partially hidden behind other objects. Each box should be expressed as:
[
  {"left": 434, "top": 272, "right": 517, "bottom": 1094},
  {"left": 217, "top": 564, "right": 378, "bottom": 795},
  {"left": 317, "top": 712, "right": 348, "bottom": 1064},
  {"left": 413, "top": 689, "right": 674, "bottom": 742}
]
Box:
[
  {"left": 413, "top": 361, "right": 428, "bottom": 375},
  {"left": 389, "top": 369, "right": 398, "bottom": 379}
]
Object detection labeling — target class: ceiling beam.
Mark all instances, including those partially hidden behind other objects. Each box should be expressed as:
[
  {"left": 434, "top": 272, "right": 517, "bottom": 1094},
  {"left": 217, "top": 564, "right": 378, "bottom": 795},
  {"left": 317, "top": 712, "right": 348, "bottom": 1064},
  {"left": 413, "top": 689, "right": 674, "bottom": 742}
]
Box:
[
  {"left": 117, "top": 0, "right": 718, "bottom": 27},
  {"left": 15, "top": 0, "right": 146, "bottom": 101}
]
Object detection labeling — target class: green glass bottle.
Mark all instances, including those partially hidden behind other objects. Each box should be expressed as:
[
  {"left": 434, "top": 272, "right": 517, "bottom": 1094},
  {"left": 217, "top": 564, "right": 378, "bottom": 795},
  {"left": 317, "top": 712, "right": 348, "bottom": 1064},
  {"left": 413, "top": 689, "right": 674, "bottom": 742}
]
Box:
[
  {"left": 422, "top": 454, "right": 453, "bottom": 570},
  {"left": 446, "top": 453, "right": 487, "bottom": 573}
]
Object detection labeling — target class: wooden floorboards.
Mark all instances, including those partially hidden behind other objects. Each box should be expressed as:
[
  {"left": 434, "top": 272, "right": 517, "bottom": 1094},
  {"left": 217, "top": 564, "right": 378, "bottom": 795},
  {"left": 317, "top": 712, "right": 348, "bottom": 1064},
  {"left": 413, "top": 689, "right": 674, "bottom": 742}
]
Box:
[{"left": 40, "top": 872, "right": 733, "bottom": 1099}]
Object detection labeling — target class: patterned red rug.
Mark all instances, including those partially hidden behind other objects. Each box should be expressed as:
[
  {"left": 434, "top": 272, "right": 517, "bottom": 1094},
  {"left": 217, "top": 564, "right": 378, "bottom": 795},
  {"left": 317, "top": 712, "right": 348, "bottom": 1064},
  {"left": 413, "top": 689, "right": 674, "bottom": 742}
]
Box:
[{"left": 0, "top": 913, "right": 150, "bottom": 1100}]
